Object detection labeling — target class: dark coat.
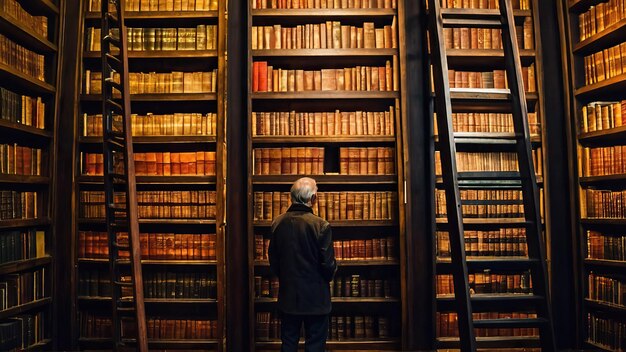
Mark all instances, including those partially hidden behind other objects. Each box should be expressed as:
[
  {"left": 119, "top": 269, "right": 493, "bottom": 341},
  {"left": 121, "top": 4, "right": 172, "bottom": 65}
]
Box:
[{"left": 269, "top": 203, "right": 337, "bottom": 315}]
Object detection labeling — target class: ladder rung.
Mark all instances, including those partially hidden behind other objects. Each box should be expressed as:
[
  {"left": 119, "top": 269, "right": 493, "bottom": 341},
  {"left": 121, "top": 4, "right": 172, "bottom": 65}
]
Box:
[
  {"left": 442, "top": 18, "right": 502, "bottom": 28},
  {"left": 104, "top": 77, "right": 123, "bottom": 92},
  {"left": 105, "top": 99, "right": 124, "bottom": 113},
  {"left": 106, "top": 130, "right": 125, "bottom": 139},
  {"left": 470, "top": 294, "right": 544, "bottom": 303},
  {"left": 105, "top": 12, "right": 119, "bottom": 24},
  {"left": 107, "top": 173, "right": 127, "bottom": 181},
  {"left": 105, "top": 53, "right": 121, "bottom": 71},
  {"left": 472, "top": 318, "right": 548, "bottom": 329},
  {"left": 116, "top": 306, "right": 136, "bottom": 313},
  {"left": 114, "top": 280, "right": 133, "bottom": 287},
  {"left": 110, "top": 223, "right": 129, "bottom": 231},
  {"left": 457, "top": 171, "right": 521, "bottom": 181},
  {"left": 113, "top": 242, "right": 130, "bottom": 250},
  {"left": 103, "top": 34, "right": 121, "bottom": 47}
]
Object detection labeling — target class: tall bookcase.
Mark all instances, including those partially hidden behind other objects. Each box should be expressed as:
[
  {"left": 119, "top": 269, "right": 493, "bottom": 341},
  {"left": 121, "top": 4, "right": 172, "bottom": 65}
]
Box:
[
  {"left": 426, "top": 0, "right": 549, "bottom": 349},
  {"left": 71, "top": 0, "right": 227, "bottom": 350},
  {"left": 0, "top": 0, "right": 60, "bottom": 349},
  {"left": 560, "top": 0, "right": 626, "bottom": 350},
  {"left": 246, "top": 1, "right": 407, "bottom": 350}
]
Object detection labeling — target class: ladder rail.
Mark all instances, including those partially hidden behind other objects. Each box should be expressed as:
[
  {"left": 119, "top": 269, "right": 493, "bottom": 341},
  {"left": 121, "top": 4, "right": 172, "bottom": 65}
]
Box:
[
  {"left": 427, "top": 0, "right": 477, "bottom": 351},
  {"left": 100, "top": 0, "right": 148, "bottom": 351}
]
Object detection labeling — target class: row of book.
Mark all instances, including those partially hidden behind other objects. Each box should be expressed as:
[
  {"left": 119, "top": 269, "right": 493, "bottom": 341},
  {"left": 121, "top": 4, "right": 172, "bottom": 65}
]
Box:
[
  {"left": 443, "top": 23, "right": 533, "bottom": 51},
  {"left": 333, "top": 237, "right": 396, "bottom": 260},
  {"left": 0, "top": 269, "right": 45, "bottom": 310},
  {"left": 0, "top": 191, "right": 37, "bottom": 220},
  {"left": 0, "top": 88, "right": 46, "bottom": 129},
  {"left": 80, "top": 313, "right": 218, "bottom": 339},
  {"left": 252, "top": 109, "right": 396, "bottom": 137},
  {"left": 83, "top": 113, "right": 217, "bottom": 137},
  {"left": 251, "top": 0, "right": 397, "bottom": 9},
  {"left": 583, "top": 42, "right": 626, "bottom": 86},
  {"left": 437, "top": 312, "right": 539, "bottom": 338},
  {"left": 251, "top": 21, "right": 397, "bottom": 50},
  {"left": 339, "top": 147, "right": 395, "bottom": 175},
  {"left": 437, "top": 271, "right": 532, "bottom": 295},
  {"left": 78, "top": 231, "right": 217, "bottom": 260},
  {"left": 253, "top": 147, "right": 325, "bottom": 175},
  {"left": 253, "top": 191, "right": 397, "bottom": 221},
  {"left": 578, "top": 0, "right": 626, "bottom": 41},
  {"left": 0, "top": 34, "right": 45, "bottom": 82},
  {"left": 79, "top": 269, "right": 218, "bottom": 299},
  {"left": 583, "top": 189, "right": 626, "bottom": 218},
  {"left": 582, "top": 146, "right": 626, "bottom": 176},
  {"left": 79, "top": 191, "right": 217, "bottom": 219},
  {"left": 0, "top": 0, "right": 48, "bottom": 38},
  {"left": 84, "top": 70, "right": 218, "bottom": 95},
  {"left": 587, "top": 230, "right": 626, "bottom": 261},
  {"left": 587, "top": 313, "right": 625, "bottom": 351},
  {"left": 256, "top": 312, "right": 391, "bottom": 340},
  {"left": 0, "top": 230, "right": 45, "bottom": 265},
  {"left": 0, "top": 144, "right": 42, "bottom": 176},
  {"left": 447, "top": 66, "right": 536, "bottom": 92},
  {"left": 252, "top": 61, "right": 398, "bottom": 92},
  {"left": 436, "top": 230, "right": 529, "bottom": 258},
  {"left": 433, "top": 112, "right": 541, "bottom": 135},
  {"left": 580, "top": 100, "right": 625, "bottom": 133},
  {"left": 0, "top": 313, "right": 45, "bottom": 351},
  {"left": 254, "top": 276, "right": 278, "bottom": 298},
  {"left": 86, "top": 26, "right": 218, "bottom": 52},
  {"left": 435, "top": 189, "right": 525, "bottom": 219},
  {"left": 330, "top": 275, "right": 395, "bottom": 298},
  {"left": 588, "top": 272, "right": 625, "bottom": 308},
  {"left": 88, "top": 0, "right": 219, "bottom": 11},
  {"left": 435, "top": 150, "right": 543, "bottom": 174},
  {"left": 439, "top": 0, "right": 529, "bottom": 10},
  {"left": 82, "top": 152, "right": 217, "bottom": 176}
]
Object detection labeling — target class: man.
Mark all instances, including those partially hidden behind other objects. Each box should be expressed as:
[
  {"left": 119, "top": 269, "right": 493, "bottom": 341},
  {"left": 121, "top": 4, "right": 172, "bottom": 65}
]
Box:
[{"left": 269, "top": 177, "right": 337, "bottom": 352}]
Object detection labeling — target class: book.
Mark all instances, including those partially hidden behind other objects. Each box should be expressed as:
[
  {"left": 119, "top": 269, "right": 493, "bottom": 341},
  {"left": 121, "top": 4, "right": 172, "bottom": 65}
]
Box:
[
  {"left": 86, "top": 25, "right": 218, "bottom": 52},
  {"left": 578, "top": 0, "right": 626, "bottom": 41},
  {"left": 81, "top": 151, "right": 217, "bottom": 176},
  {"left": 436, "top": 229, "right": 528, "bottom": 257},
  {"left": 584, "top": 189, "right": 626, "bottom": 218},
  {"left": 437, "top": 312, "right": 539, "bottom": 338},
  {"left": 0, "top": 88, "right": 46, "bottom": 129},
  {"left": 0, "top": 0, "right": 48, "bottom": 38},
  {"left": 0, "top": 191, "right": 38, "bottom": 220},
  {"left": 83, "top": 70, "right": 218, "bottom": 94},
  {"left": 580, "top": 100, "right": 626, "bottom": 133},
  {"left": 0, "top": 144, "right": 42, "bottom": 176},
  {"left": 0, "top": 34, "right": 45, "bottom": 82},
  {"left": 251, "top": 0, "right": 397, "bottom": 9},
  {"left": 439, "top": 0, "right": 529, "bottom": 9},
  {"left": 586, "top": 230, "right": 626, "bottom": 261},
  {"left": 0, "top": 312, "right": 45, "bottom": 350},
  {"left": 446, "top": 66, "right": 537, "bottom": 92},
  {"left": 0, "top": 230, "right": 45, "bottom": 265},
  {"left": 435, "top": 189, "right": 525, "bottom": 218},
  {"left": 83, "top": 112, "right": 217, "bottom": 137},
  {"left": 88, "top": 0, "right": 219, "bottom": 11},
  {"left": 586, "top": 313, "right": 626, "bottom": 350},
  {"left": 434, "top": 150, "right": 543, "bottom": 175},
  {"left": 437, "top": 271, "right": 532, "bottom": 295},
  {"left": 433, "top": 112, "right": 541, "bottom": 136},
  {"left": 0, "top": 268, "right": 46, "bottom": 310},
  {"left": 583, "top": 42, "right": 626, "bottom": 85},
  {"left": 339, "top": 147, "right": 394, "bottom": 175}
]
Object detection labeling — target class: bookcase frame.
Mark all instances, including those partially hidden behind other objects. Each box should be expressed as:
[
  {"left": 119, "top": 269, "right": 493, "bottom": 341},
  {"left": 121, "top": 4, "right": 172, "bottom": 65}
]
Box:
[
  {"left": 65, "top": 1, "right": 228, "bottom": 350},
  {"left": 246, "top": 3, "right": 409, "bottom": 351},
  {"left": 559, "top": 0, "right": 626, "bottom": 350},
  {"left": 0, "top": 0, "right": 62, "bottom": 350}
]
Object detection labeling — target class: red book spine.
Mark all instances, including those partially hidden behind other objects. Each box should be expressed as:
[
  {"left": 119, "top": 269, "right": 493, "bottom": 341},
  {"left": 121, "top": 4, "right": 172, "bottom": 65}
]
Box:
[
  {"left": 258, "top": 62, "right": 268, "bottom": 92},
  {"left": 253, "top": 62, "right": 260, "bottom": 92}
]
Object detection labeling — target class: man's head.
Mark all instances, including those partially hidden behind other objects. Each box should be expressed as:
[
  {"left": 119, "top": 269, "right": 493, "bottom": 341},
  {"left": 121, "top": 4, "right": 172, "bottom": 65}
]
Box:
[{"left": 290, "top": 177, "right": 318, "bottom": 207}]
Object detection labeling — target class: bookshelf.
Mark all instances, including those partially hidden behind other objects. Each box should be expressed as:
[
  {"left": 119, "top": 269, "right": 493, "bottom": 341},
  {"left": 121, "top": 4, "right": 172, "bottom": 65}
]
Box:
[
  {"left": 71, "top": 0, "right": 226, "bottom": 350},
  {"left": 0, "top": 0, "right": 60, "bottom": 349},
  {"left": 425, "top": 0, "right": 550, "bottom": 349},
  {"left": 247, "top": 1, "right": 406, "bottom": 350},
  {"left": 560, "top": 0, "right": 626, "bottom": 350}
]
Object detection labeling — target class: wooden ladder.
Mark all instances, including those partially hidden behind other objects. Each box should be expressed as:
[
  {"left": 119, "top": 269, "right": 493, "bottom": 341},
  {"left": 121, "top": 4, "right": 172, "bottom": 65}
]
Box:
[
  {"left": 100, "top": 0, "right": 148, "bottom": 351},
  {"left": 426, "top": 0, "right": 556, "bottom": 350}
]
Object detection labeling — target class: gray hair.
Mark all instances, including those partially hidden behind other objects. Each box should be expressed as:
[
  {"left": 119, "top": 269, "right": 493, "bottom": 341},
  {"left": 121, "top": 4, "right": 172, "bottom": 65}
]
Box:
[{"left": 290, "top": 177, "right": 318, "bottom": 205}]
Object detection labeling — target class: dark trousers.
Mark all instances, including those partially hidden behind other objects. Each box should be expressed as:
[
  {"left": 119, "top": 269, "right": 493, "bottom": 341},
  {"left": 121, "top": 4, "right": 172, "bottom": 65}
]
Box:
[{"left": 280, "top": 313, "right": 329, "bottom": 352}]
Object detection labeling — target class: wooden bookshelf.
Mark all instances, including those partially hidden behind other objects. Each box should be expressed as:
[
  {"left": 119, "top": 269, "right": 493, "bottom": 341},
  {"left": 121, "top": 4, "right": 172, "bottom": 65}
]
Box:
[
  {"left": 72, "top": 1, "right": 227, "bottom": 350},
  {"left": 0, "top": 0, "right": 59, "bottom": 349},
  {"left": 561, "top": 0, "right": 626, "bottom": 348}
]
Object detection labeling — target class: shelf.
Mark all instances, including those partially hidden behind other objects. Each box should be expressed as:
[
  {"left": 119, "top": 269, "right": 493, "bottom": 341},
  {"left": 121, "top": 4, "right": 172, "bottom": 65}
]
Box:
[
  {"left": 447, "top": 49, "right": 535, "bottom": 69},
  {"left": 78, "top": 218, "right": 217, "bottom": 226},
  {"left": 0, "top": 62, "right": 55, "bottom": 96},
  {"left": 252, "top": 49, "right": 397, "bottom": 57},
  {"left": 584, "top": 258, "right": 626, "bottom": 269},
  {"left": 581, "top": 218, "right": 626, "bottom": 227},
  {"left": 252, "top": 136, "right": 396, "bottom": 144},
  {"left": 78, "top": 296, "right": 217, "bottom": 304},
  {"left": 254, "top": 219, "right": 396, "bottom": 227},
  {"left": 17, "top": 0, "right": 59, "bottom": 15},
  {"left": 24, "top": 339, "right": 52, "bottom": 351},
  {"left": 251, "top": 91, "right": 399, "bottom": 100},
  {"left": 575, "top": 73, "right": 626, "bottom": 103},
  {"left": 0, "top": 298, "right": 52, "bottom": 320},
  {"left": 255, "top": 339, "right": 400, "bottom": 350},
  {"left": 574, "top": 19, "right": 626, "bottom": 55},
  {"left": 81, "top": 93, "right": 217, "bottom": 102},
  {"left": 439, "top": 8, "right": 531, "bottom": 19},
  {"left": 251, "top": 9, "right": 397, "bottom": 18},
  {"left": 579, "top": 125, "right": 626, "bottom": 146},
  {"left": 435, "top": 173, "right": 544, "bottom": 188},
  {"left": 78, "top": 337, "right": 219, "bottom": 349},
  {"left": 436, "top": 217, "right": 532, "bottom": 229},
  {"left": 78, "top": 258, "right": 218, "bottom": 266},
  {"left": 255, "top": 259, "right": 398, "bottom": 266},
  {"left": 435, "top": 132, "right": 542, "bottom": 146},
  {"left": 0, "top": 218, "right": 50, "bottom": 230},
  {"left": 584, "top": 340, "right": 616, "bottom": 352},
  {"left": 569, "top": 0, "right": 606, "bottom": 13},
  {"left": 80, "top": 135, "right": 216, "bottom": 145},
  {"left": 0, "top": 12, "right": 57, "bottom": 54},
  {"left": 0, "top": 175, "right": 49, "bottom": 185},
  {"left": 584, "top": 299, "right": 626, "bottom": 315},
  {"left": 437, "top": 293, "right": 541, "bottom": 311},
  {"left": 0, "top": 120, "right": 52, "bottom": 140},
  {"left": 0, "top": 256, "right": 52, "bottom": 276},
  {"left": 83, "top": 50, "right": 218, "bottom": 59},
  {"left": 85, "top": 11, "right": 218, "bottom": 22},
  {"left": 255, "top": 297, "right": 399, "bottom": 303},
  {"left": 437, "top": 257, "right": 538, "bottom": 272},
  {"left": 580, "top": 174, "right": 626, "bottom": 187},
  {"left": 437, "top": 336, "right": 540, "bottom": 349},
  {"left": 77, "top": 175, "right": 217, "bottom": 185},
  {"left": 252, "top": 174, "right": 397, "bottom": 185}
]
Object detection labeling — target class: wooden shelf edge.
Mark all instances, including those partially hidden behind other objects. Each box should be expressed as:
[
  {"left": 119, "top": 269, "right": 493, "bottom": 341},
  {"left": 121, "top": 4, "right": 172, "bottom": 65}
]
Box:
[
  {"left": 81, "top": 93, "right": 217, "bottom": 101},
  {"left": 80, "top": 135, "right": 217, "bottom": 144},
  {"left": 252, "top": 49, "right": 397, "bottom": 57},
  {"left": 78, "top": 219, "right": 217, "bottom": 226},
  {"left": 580, "top": 173, "right": 626, "bottom": 185},
  {"left": 574, "top": 19, "right": 626, "bottom": 55},
  {"left": 253, "top": 220, "right": 396, "bottom": 227},
  {"left": 78, "top": 337, "right": 219, "bottom": 348},
  {"left": 439, "top": 8, "right": 531, "bottom": 18},
  {"left": 251, "top": 91, "right": 399, "bottom": 99},
  {"left": 0, "top": 175, "right": 49, "bottom": 185},
  {"left": 569, "top": 0, "right": 606, "bottom": 13},
  {"left": 0, "top": 256, "right": 52, "bottom": 276},
  {"left": 78, "top": 296, "right": 218, "bottom": 304},
  {"left": 251, "top": 9, "right": 397, "bottom": 17},
  {"left": 584, "top": 258, "right": 626, "bottom": 268},
  {"left": 0, "top": 13, "right": 57, "bottom": 53},
  {"left": 579, "top": 125, "right": 626, "bottom": 145},
  {"left": 77, "top": 175, "right": 217, "bottom": 184},
  {"left": 85, "top": 11, "right": 218, "bottom": 20},
  {"left": 0, "top": 63, "right": 55, "bottom": 95},
  {"left": 584, "top": 299, "right": 626, "bottom": 314},
  {"left": 252, "top": 136, "right": 396, "bottom": 143},
  {"left": 83, "top": 50, "right": 218, "bottom": 59},
  {"left": 252, "top": 175, "right": 397, "bottom": 184},
  {"left": 18, "top": 0, "right": 59, "bottom": 15},
  {"left": 0, "top": 298, "right": 52, "bottom": 320},
  {"left": 0, "top": 119, "right": 51, "bottom": 139},
  {"left": 78, "top": 258, "right": 218, "bottom": 265},
  {"left": 24, "top": 338, "right": 52, "bottom": 351},
  {"left": 437, "top": 336, "right": 540, "bottom": 348},
  {"left": 255, "top": 259, "right": 398, "bottom": 266},
  {"left": 575, "top": 73, "right": 626, "bottom": 101},
  {"left": 255, "top": 297, "right": 399, "bottom": 303},
  {"left": 0, "top": 218, "right": 51, "bottom": 230}
]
